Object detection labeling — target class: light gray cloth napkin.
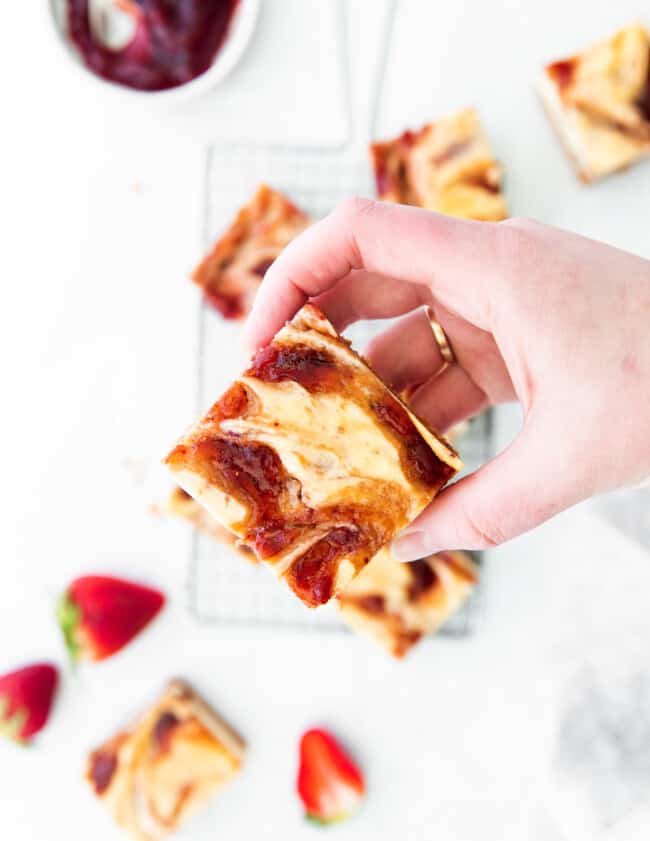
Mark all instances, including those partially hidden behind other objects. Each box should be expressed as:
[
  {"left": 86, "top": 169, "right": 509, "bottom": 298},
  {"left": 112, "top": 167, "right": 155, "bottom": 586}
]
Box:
[{"left": 547, "top": 632, "right": 650, "bottom": 840}]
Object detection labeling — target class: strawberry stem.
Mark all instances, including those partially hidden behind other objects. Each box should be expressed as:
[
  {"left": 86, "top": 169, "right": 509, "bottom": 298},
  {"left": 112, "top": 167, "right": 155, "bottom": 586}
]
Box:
[
  {"left": 305, "top": 813, "right": 348, "bottom": 827},
  {"left": 56, "top": 593, "right": 81, "bottom": 666},
  {"left": 0, "top": 696, "right": 30, "bottom": 744}
]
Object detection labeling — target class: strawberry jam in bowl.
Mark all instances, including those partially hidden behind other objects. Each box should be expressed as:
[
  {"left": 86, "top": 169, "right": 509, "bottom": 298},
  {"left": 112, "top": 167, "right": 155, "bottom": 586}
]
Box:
[{"left": 49, "top": 0, "right": 259, "bottom": 100}]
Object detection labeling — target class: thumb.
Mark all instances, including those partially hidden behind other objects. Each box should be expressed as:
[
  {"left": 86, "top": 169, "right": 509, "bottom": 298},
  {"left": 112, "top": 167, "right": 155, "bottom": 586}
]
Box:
[{"left": 391, "top": 423, "right": 581, "bottom": 559}]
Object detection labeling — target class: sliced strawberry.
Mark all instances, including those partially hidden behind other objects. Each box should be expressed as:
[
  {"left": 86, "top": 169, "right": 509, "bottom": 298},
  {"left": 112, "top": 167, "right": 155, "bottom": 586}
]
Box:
[
  {"left": 297, "top": 728, "right": 365, "bottom": 825},
  {"left": 0, "top": 663, "right": 59, "bottom": 744},
  {"left": 57, "top": 575, "right": 165, "bottom": 664}
]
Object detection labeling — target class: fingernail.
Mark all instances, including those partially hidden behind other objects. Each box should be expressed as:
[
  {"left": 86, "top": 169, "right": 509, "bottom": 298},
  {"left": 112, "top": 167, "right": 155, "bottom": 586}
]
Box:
[{"left": 390, "top": 530, "right": 440, "bottom": 562}]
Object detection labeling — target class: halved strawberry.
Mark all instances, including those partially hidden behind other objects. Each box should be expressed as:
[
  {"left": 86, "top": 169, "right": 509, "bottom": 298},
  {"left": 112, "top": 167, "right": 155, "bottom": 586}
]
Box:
[
  {"left": 297, "top": 728, "right": 365, "bottom": 825},
  {"left": 0, "top": 663, "right": 59, "bottom": 744},
  {"left": 57, "top": 575, "right": 165, "bottom": 664}
]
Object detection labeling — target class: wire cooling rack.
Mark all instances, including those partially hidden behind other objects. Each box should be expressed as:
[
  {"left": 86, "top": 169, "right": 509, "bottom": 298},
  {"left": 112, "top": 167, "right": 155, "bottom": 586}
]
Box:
[{"left": 187, "top": 0, "right": 492, "bottom": 637}]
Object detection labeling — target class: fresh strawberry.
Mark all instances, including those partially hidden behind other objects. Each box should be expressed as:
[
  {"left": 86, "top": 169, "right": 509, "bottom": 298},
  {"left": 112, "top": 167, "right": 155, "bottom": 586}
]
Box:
[
  {"left": 297, "top": 728, "right": 365, "bottom": 825},
  {"left": 0, "top": 663, "right": 59, "bottom": 744},
  {"left": 57, "top": 575, "right": 165, "bottom": 663}
]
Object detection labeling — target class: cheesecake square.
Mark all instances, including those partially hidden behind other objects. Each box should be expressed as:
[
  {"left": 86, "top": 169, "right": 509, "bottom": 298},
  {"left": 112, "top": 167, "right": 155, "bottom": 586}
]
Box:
[
  {"left": 370, "top": 107, "right": 508, "bottom": 220},
  {"left": 538, "top": 24, "right": 650, "bottom": 182},
  {"left": 338, "top": 548, "right": 478, "bottom": 658},
  {"left": 165, "top": 303, "right": 461, "bottom": 608},
  {"left": 192, "top": 184, "right": 310, "bottom": 319},
  {"left": 86, "top": 680, "right": 244, "bottom": 840}
]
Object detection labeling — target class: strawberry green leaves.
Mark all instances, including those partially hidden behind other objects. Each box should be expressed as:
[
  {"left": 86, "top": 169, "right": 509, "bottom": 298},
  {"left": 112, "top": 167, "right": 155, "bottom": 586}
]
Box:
[{"left": 0, "top": 663, "right": 59, "bottom": 743}]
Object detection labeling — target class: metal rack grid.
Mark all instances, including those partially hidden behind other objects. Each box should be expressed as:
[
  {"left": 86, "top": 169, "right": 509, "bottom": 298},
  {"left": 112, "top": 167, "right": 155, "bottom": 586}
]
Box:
[{"left": 187, "top": 0, "right": 492, "bottom": 637}]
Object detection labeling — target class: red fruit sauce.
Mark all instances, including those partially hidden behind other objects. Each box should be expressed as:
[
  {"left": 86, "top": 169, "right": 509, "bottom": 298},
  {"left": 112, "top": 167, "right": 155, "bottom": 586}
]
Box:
[
  {"left": 153, "top": 711, "right": 180, "bottom": 754},
  {"left": 371, "top": 397, "right": 455, "bottom": 489},
  {"left": 248, "top": 343, "right": 341, "bottom": 392},
  {"left": 406, "top": 559, "right": 437, "bottom": 601},
  {"left": 639, "top": 66, "right": 650, "bottom": 121},
  {"left": 65, "top": 0, "right": 240, "bottom": 92},
  {"left": 89, "top": 750, "right": 118, "bottom": 793},
  {"left": 287, "top": 527, "right": 364, "bottom": 607},
  {"left": 547, "top": 59, "right": 576, "bottom": 92}
]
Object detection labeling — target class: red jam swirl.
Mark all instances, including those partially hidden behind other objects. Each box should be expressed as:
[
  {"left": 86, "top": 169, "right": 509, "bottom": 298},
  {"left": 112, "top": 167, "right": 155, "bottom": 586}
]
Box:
[
  {"left": 89, "top": 750, "right": 118, "bottom": 794},
  {"left": 287, "top": 527, "right": 363, "bottom": 607},
  {"left": 371, "top": 397, "right": 454, "bottom": 489},
  {"left": 353, "top": 594, "right": 386, "bottom": 615},
  {"left": 204, "top": 287, "right": 248, "bottom": 321},
  {"left": 193, "top": 437, "right": 285, "bottom": 509},
  {"left": 168, "top": 431, "right": 380, "bottom": 571},
  {"left": 153, "top": 711, "right": 180, "bottom": 755},
  {"left": 373, "top": 127, "right": 426, "bottom": 196},
  {"left": 66, "top": 0, "right": 239, "bottom": 92},
  {"left": 398, "top": 127, "right": 427, "bottom": 150},
  {"left": 248, "top": 343, "right": 341, "bottom": 391},
  {"left": 250, "top": 257, "right": 275, "bottom": 278},
  {"left": 169, "top": 437, "right": 289, "bottom": 559},
  {"left": 375, "top": 166, "right": 391, "bottom": 197},
  {"left": 638, "top": 66, "right": 650, "bottom": 121},
  {"left": 407, "top": 560, "right": 438, "bottom": 602},
  {"left": 436, "top": 551, "right": 477, "bottom": 584},
  {"left": 547, "top": 59, "right": 576, "bottom": 92},
  {"left": 373, "top": 147, "right": 405, "bottom": 197},
  {"left": 252, "top": 521, "right": 306, "bottom": 559}
]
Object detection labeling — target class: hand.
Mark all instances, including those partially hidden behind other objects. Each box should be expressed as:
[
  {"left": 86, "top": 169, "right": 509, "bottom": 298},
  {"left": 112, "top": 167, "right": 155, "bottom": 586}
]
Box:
[{"left": 243, "top": 199, "right": 650, "bottom": 559}]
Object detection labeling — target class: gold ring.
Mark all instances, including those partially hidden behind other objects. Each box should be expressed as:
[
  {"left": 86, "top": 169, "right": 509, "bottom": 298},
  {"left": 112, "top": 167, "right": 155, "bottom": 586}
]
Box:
[{"left": 425, "top": 306, "right": 455, "bottom": 369}]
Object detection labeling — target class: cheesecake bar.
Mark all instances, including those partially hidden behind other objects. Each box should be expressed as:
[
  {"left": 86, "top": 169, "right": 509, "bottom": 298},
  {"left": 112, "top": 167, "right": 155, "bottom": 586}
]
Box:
[
  {"left": 86, "top": 679, "right": 244, "bottom": 840},
  {"left": 370, "top": 108, "right": 508, "bottom": 220},
  {"left": 338, "top": 548, "right": 478, "bottom": 658},
  {"left": 192, "top": 184, "right": 310, "bottom": 319},
  {"left": 165, "top": 304, "right": 461, "bottom": 608},
  {"left": 538, "top": 24, "right": 650, "bottom": 181}
]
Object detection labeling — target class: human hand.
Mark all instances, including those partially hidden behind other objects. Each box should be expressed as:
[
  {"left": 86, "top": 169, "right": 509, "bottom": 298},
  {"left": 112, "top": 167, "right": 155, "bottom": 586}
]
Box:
[{"left": 243, "top": 199, "right": 650, "bottom": 559}]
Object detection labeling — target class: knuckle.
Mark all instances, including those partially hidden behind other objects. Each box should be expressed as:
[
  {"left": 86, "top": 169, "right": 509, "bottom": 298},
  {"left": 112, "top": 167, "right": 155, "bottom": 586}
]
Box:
[
  {"left": 494, "top": 217, "right": 546, "bottom": 281},
  {"left": 331, "top": 197, "right": 378, "bottom": 269}
]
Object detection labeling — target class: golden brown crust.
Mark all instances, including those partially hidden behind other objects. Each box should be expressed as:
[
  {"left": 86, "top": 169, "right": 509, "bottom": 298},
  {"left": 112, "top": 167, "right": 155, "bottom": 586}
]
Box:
[
  {"left": 192, "top": 184, "right": 310, "bottom": 319},
  {"left": 539, "top": 25, "right": 650, "bottom": 181},
  {"left": 337, "top": 548, "right": 478, "bottom": 658},
  {"left": 165, "top": 304, "right": 461, "bottom": 608},
  {"left": 86, "top": 680, "right": 244, "bottom": 841},
  {"left": 370, "top": 108, "right": 508, "bottom": 220}
]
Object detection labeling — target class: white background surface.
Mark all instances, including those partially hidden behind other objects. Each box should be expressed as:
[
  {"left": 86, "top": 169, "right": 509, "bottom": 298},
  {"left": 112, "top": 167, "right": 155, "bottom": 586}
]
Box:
[{"left": 1, "top": 2, "right": 650, "bottom": 840}]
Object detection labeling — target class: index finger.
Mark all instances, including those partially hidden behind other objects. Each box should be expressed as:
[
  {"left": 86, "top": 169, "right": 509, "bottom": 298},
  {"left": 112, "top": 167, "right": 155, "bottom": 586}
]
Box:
[{"left": 242, "top": 197, "right": 505, "bottom": 351}]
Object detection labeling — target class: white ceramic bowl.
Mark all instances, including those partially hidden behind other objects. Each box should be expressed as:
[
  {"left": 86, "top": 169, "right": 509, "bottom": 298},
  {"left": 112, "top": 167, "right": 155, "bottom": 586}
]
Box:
[{"left": 49, "top": 0, "right": 260, "bottom": 103}]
